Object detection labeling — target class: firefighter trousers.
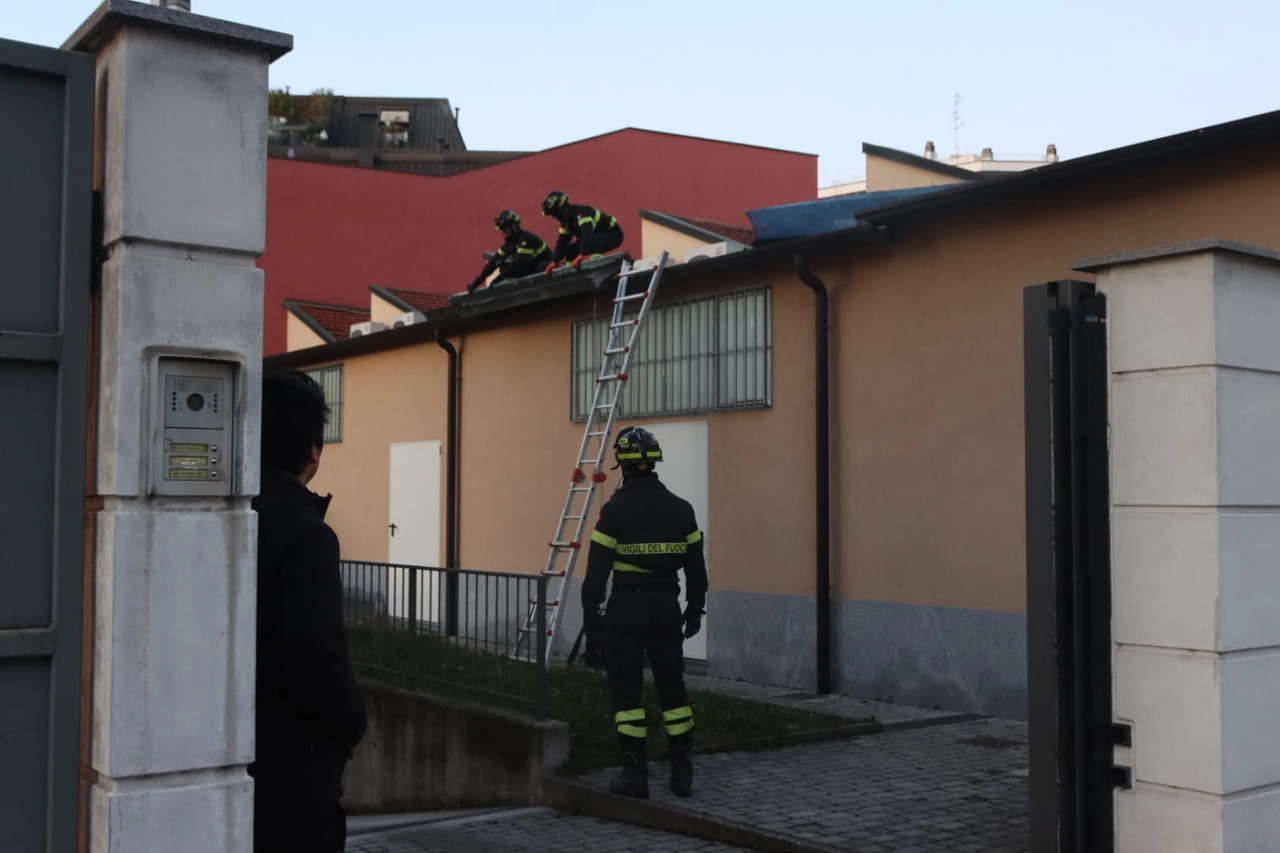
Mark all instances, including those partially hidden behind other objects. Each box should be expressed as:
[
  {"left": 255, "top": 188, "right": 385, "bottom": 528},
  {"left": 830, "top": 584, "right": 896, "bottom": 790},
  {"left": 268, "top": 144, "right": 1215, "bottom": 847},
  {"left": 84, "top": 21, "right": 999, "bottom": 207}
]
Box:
[
  {"left": 564, "top": 226, "right": 624, "bottom": 262},
  {"left": 604, "top": 585, "right": 693, "bottom": 743}
]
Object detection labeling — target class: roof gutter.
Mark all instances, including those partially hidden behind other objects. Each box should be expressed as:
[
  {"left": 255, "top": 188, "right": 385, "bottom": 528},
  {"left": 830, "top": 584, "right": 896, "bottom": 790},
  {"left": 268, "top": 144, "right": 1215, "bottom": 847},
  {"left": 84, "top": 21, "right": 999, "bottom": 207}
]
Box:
[{"left": 794, "top": 253, "right": 832, "bottom": 696}]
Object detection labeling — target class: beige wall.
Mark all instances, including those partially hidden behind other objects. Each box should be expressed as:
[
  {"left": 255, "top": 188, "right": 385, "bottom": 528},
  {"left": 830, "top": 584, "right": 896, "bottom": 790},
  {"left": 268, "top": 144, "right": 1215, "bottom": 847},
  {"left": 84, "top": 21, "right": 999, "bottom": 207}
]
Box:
[
  {"left": 282, "top": 147, "right": 1280, "bottom": 620},
  {"left": 287, "top": 311, "right": 326, "bottom": 352},
  {"left": 828, "top": 150, "right": 1280, "bottom": 614},
  {"left": 640, "top": 219, "right": 717, "bottom": 261},
  {"left": 306, "top": 346, "right": 449, "bottom": 564},
  {"left": 865, "top": 154, "right": 969, "bottom": 192},
  {"left": 370, "top": 292, "right": 406, "bottom": 326}
]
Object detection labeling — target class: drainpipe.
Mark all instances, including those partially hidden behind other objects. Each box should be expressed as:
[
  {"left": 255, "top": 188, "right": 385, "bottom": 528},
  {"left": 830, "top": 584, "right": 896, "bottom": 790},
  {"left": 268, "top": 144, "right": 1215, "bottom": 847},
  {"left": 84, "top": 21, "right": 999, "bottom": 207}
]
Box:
[
  {"left": 794, "top": 254, "right": 832, "bottom": 696},
  {"left": 436, "top": 330, "right": 460, "bottom": 636}
]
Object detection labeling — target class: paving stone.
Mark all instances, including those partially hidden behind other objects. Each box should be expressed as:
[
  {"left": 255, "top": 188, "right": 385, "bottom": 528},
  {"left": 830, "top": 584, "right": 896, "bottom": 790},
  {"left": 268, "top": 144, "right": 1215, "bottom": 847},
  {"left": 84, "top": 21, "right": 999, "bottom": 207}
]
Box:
[
  {"left": 345, "top": 807, "right": 754, "bottom": 852},
  {"left": 581, "top": 715, "right": 1030, "bottom": 852}
]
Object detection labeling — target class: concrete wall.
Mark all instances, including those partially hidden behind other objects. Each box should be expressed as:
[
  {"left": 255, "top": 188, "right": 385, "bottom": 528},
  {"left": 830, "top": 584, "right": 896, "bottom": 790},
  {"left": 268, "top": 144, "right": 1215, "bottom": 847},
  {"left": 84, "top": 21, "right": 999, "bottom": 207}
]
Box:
[
  {"left": 67, "top": 5, "right": 289, "bottom": 853},
  {"left": 276, "top": 139, "right": 1280, "bottom": 720},
  {"left": 342, "top": 679, "right": 569, "bottom": 814}
]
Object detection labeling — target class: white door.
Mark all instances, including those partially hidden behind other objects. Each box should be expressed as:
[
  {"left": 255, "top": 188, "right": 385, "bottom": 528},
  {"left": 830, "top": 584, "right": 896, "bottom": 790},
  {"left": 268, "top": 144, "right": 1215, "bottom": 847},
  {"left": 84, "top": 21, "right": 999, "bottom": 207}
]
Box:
[
  {"left": 641, "top": 421, "right": 709, "bottom": 661},
  {"left": 388, "top": 441, "right": 442, "bottom": 625}
]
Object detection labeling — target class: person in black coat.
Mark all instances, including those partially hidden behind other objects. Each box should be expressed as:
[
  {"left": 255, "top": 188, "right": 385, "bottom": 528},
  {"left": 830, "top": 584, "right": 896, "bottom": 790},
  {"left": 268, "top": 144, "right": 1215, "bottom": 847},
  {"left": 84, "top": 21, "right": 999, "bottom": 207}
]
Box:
[{"left": 250, "top": 369, "right": 367, "bottom": 852}]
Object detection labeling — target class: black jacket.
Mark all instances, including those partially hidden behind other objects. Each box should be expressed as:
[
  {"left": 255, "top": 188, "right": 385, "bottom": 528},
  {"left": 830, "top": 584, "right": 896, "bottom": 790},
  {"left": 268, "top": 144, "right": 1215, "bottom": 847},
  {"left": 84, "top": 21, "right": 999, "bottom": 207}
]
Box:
[
  {"left": 476, "top": 228, "right": 552, "bottom": 282},
  {"left": 582, "top": 472, "right": 708, "bottom": 612},
  {"left": 552, "top": 203, "right": 620, "bottom": 262},
  {"left": 250, "top": 466, "right": 368, "bottom": 803}
]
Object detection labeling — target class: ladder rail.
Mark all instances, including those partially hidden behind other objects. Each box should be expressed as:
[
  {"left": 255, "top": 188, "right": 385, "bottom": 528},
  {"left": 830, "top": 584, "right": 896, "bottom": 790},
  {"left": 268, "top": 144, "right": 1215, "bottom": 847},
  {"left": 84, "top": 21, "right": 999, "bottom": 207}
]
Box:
[{"left": 511, "top": 253, "right": 668, "bottom": 663}]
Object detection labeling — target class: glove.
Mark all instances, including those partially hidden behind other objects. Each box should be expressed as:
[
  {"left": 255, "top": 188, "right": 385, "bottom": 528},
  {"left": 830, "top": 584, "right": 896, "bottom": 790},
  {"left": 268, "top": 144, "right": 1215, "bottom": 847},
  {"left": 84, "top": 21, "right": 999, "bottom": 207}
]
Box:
[
  {"left": 681, "top": 604, "right": 703, "bottom": 640},
  {"left": 570, "top": 254, "right": 584, "bottom": 269},
  {"left": 545, "top": 262, "right": 558, "bottom": 275}
]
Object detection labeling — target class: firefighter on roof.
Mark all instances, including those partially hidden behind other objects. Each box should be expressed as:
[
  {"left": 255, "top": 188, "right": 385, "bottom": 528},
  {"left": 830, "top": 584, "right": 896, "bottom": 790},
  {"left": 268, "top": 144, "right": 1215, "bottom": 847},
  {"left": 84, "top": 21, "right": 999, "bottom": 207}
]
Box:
[
  {"left": 467, "top": 210, "right": 553, "bottom": 292},
  {"left": 581, "top": 426, "right": 707, "bottom": 799},
  {"left": 541, "top": 191, "right": 625, "bottom": 272}
]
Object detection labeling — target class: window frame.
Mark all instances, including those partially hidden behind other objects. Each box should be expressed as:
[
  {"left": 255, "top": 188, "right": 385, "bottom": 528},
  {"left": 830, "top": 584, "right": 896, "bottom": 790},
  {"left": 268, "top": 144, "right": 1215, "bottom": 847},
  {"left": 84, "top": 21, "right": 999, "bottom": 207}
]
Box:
[
  {"left": 305, "top": 363, "right": 345, "bottom": 444},
  {"left": 570, "top": 286, "right": 772, "bottom": 423}
]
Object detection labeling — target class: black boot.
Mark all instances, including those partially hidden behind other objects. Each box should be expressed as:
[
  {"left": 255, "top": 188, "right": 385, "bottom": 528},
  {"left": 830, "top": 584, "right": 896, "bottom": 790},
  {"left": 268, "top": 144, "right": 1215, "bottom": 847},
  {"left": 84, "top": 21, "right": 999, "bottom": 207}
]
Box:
[
  {"left": 667, "top": 731, "right": 693, "bottom": 797},
  {"left": 608, "top": 736, "right": 649, "bottom": 798}
]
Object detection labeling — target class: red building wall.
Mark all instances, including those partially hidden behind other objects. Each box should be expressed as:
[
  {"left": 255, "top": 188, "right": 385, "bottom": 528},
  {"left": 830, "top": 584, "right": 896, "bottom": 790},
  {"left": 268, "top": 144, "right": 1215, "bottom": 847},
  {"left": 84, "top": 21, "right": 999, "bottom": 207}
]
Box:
[{"left": 258, "top": 128, "right": 817, "bottom": 354}]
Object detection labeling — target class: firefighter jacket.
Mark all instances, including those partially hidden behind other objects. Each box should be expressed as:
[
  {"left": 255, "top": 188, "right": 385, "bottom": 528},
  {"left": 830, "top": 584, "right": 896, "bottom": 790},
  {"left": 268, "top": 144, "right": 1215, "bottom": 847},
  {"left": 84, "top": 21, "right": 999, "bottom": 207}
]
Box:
[
  {"left": 477, "top": 228, "right": 551, "bottom": 281},
  {"left": 552, "top": 203, "right": 620, "bottom": 262},
  {"left": 582, "top": 472, "right": 708, "bottom": 613}
]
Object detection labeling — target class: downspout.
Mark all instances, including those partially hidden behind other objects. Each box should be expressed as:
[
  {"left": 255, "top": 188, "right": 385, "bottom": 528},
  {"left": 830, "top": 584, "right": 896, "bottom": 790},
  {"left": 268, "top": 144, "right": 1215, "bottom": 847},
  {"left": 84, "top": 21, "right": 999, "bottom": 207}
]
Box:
[
  {"left": 794, "top": 254, "right": 832, "bottom": 696},
  {"left": 435, "top": 330, "right": 460, "bottom": 636}
]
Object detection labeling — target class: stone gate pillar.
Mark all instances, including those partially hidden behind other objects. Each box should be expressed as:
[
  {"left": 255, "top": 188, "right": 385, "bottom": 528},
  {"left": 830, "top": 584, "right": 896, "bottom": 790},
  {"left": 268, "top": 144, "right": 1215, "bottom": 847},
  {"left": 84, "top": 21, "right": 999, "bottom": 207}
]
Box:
[
  {"left": 63, "top": 4, "right": 290, "bottom": 851},
  {"left": 1078, "top": 240, "right": 1280, "bottom": 853}
]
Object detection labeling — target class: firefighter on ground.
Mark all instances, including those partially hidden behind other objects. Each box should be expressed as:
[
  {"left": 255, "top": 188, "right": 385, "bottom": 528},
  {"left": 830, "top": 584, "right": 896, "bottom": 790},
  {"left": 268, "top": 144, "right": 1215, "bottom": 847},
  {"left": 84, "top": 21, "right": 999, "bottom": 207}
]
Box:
[
  {"left": 581, "top": 426, "right": 707, "bottom": 799},
  {"left": 541, "top": 191, "right": 625, "bottom": 273},
  {"left": 467, "top": 210, "right": 553, "bottom": 292}
]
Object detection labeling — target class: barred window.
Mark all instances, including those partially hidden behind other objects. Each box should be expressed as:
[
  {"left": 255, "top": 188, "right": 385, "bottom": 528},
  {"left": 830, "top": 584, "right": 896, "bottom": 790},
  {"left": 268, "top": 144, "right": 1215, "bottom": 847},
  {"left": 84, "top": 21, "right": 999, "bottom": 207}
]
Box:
[
  {"left": 571, "top": 287, "right": 771, "bottom": 421},
  {"left": 305, "top": 364, "right": 344, "bottom": 443}
]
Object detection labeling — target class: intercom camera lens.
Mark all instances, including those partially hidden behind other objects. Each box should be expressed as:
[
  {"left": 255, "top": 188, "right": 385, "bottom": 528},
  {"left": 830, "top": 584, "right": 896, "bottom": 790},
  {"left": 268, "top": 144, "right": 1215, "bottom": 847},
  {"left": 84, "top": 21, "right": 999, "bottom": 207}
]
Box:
[{"left": 187, "top": 393, "right": 205, "bottom": 412}]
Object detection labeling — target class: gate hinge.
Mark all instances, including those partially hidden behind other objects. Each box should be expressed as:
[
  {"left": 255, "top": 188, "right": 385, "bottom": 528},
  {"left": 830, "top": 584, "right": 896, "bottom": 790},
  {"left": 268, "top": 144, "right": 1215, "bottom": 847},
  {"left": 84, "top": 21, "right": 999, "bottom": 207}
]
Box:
[
  {"left": 1111, "top": 723, "right": 1132, "bottom": 748},
  {"left": 1111, "top": 765, "right": 1133, "bottom": 790}
]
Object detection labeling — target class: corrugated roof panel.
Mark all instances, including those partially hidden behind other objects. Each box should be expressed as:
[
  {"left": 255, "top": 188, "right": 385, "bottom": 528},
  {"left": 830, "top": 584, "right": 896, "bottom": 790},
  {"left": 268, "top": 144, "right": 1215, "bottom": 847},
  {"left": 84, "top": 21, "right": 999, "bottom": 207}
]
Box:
[{"left": 745, "top": 186, "right": 952, "bottom": 241}]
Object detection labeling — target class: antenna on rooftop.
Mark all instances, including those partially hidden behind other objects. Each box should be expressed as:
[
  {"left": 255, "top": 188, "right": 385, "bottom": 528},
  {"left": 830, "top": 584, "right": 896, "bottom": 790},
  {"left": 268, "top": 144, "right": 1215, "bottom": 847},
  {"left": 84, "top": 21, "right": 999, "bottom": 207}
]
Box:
[{"left": 952, "top": 93, "right": 964, "bottom": 157}]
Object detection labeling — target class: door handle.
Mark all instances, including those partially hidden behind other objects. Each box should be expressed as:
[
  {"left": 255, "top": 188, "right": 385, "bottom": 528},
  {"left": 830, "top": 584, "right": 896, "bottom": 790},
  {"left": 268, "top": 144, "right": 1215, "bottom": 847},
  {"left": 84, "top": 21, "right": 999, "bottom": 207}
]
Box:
[{"left": 389, "top": 522, "right": 398, "bottom": 537}]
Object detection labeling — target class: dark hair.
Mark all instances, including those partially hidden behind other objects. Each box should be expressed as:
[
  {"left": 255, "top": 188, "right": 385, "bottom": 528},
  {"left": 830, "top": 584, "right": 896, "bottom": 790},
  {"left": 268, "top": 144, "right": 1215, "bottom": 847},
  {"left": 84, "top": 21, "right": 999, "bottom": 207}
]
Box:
[{"left": 261, "top": 369, "right": 330, "bottom": 475}]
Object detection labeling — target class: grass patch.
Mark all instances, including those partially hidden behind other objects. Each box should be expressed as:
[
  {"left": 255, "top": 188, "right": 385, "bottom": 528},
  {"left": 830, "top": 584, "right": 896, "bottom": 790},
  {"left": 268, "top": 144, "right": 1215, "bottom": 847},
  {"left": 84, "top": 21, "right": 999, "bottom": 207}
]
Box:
[{"left": 348, "top": 627, "right": 871, "bottom": 775}]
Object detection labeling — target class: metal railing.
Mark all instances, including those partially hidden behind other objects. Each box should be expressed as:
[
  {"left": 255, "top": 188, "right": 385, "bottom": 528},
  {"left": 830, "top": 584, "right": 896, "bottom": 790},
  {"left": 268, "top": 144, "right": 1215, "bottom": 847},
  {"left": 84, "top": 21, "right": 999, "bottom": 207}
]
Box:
[{"left": 340, "top": 560, "right": 548, "bottom": 718}]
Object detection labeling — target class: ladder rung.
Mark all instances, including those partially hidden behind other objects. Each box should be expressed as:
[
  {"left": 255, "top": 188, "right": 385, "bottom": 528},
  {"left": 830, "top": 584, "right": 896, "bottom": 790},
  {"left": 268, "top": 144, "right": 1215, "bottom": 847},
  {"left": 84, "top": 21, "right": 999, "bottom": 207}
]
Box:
[
  {"left": 531, "top": 598, "right": 561, "bottom": 607},
  {"left": 597, "top": 373, "right": 628, "bottom": 383},
  {"left": 587, "top": 430, "right": 608, "bottom": 437},
  {"left": 571, "top": 486, "right": 591, "bottom": 493},
  {"left": 615, "top": 290, "right": 648, "bottom": 303},
  {"left": 541, "top": 569, "right": 567, "bottom": 577},
  {"left": 549, "top": 540, "right": 580, "bottom": 549},
  {"left": 610, "top": 319, "right": 640, "bottom": 329},
  {"left": 617, "top": 266, "right": 650, "bottom": 277}
]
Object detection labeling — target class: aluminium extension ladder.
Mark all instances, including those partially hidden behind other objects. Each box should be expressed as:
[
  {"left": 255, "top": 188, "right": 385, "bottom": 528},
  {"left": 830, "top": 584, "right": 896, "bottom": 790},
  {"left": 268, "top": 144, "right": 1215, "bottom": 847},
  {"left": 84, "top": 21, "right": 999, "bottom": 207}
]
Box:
[{"left": 509, "top": 251, "right": 670, "bottom": 663}]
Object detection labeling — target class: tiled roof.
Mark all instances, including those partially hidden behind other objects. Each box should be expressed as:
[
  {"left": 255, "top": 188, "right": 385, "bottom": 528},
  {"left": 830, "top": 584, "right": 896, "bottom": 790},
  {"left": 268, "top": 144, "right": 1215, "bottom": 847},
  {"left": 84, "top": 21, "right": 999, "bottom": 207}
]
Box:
[
  {"left": 383, "top": 288, "right": 452, "bottom": 313},
  {"left": 286, "top": 300, "right": 369, "bottom": 342},
  {"left": 674, "top": 215, "right": 756, "bottom": 246}
]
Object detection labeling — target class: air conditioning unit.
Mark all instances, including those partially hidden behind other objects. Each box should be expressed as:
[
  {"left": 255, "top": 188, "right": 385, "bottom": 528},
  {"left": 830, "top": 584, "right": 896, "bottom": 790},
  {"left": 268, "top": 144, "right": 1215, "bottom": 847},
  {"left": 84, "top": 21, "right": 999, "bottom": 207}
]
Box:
[
  {"left": 348, "top": 321, "right": 386, "bottom": 338},
  {"left": 391, "top": 310, "right": 425, "bottom": 329},
  {"left": 685, "top": 241, "right": 746, "bottom": 263}
]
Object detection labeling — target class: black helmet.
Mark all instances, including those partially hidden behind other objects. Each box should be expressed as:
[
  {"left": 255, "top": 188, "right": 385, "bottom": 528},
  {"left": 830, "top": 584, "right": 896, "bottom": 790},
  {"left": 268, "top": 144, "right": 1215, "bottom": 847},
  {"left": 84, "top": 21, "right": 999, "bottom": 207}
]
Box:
[
  {"left": 494, "top": 209, "right": 520, "bottom": 230},
  {"left": 614, "top": 425, "right": 662, "bottom": 470},
  {"left": 542, "top": 191, "right": 569, "bottom": 216}
]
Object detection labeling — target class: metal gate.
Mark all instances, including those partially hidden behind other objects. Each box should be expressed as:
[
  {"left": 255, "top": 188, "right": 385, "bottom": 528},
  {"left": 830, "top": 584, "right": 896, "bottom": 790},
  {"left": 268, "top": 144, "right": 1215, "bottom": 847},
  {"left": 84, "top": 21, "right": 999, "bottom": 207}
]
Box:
[
  {"left": 1023, "top": 280, "right": 1122, "bottom": 852},
  {"left": 0, "top": 36, "right": 94, "bottom": 853}
]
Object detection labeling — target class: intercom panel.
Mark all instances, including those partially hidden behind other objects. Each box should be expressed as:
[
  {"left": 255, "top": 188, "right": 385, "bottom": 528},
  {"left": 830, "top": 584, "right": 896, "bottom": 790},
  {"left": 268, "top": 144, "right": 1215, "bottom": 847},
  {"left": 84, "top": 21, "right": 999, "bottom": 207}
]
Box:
[{"left": 151, "top": 357, "right": 236, "bottom": 496}]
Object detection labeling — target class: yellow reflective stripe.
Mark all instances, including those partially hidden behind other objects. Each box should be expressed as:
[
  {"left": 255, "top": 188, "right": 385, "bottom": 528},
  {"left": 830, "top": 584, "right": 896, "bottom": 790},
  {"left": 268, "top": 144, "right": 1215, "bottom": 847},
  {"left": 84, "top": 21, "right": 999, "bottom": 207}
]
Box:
[
  {"left": 662, "top": 706, "right": 693, "bottom": 722},
  {"left": 613, "top": 561, "right": 652, "bottom": 573},
  {"left": 516, "top": 246, "right": 537, "bottom": 255},
  {"left": 665, "top": 719, "right": 694, "bottom": 736},
  {"left": 558, "top": 226, "right": 570, "bottom": 235},
  {"left": 591, "top": 530, "right": 617, "bottom": 549},
  {"left": 616, "top": 542, "right": 687, "bottom": 556},
  {"left": 687, "top": 530, "right": 703, "bottom": 544},
  {"left": 616, "top": 451, "right": 642, "bottom": 460},
  {"left": 615, "top": 708, "right": 646, "bottom": 723},
  {"left": 618, "top": 724, "right": 648, "bottom": 738},
  {"left": 496, "top": 246, "right": 507, "bottom": 256}
]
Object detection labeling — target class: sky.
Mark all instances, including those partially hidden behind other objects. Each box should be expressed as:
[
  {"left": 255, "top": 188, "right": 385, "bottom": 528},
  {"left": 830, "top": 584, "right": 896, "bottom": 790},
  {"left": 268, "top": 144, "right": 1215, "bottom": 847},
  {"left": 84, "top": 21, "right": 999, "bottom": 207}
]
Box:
[{"left": 11, "top": 0, "right": 1280, "bottom": 187}]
